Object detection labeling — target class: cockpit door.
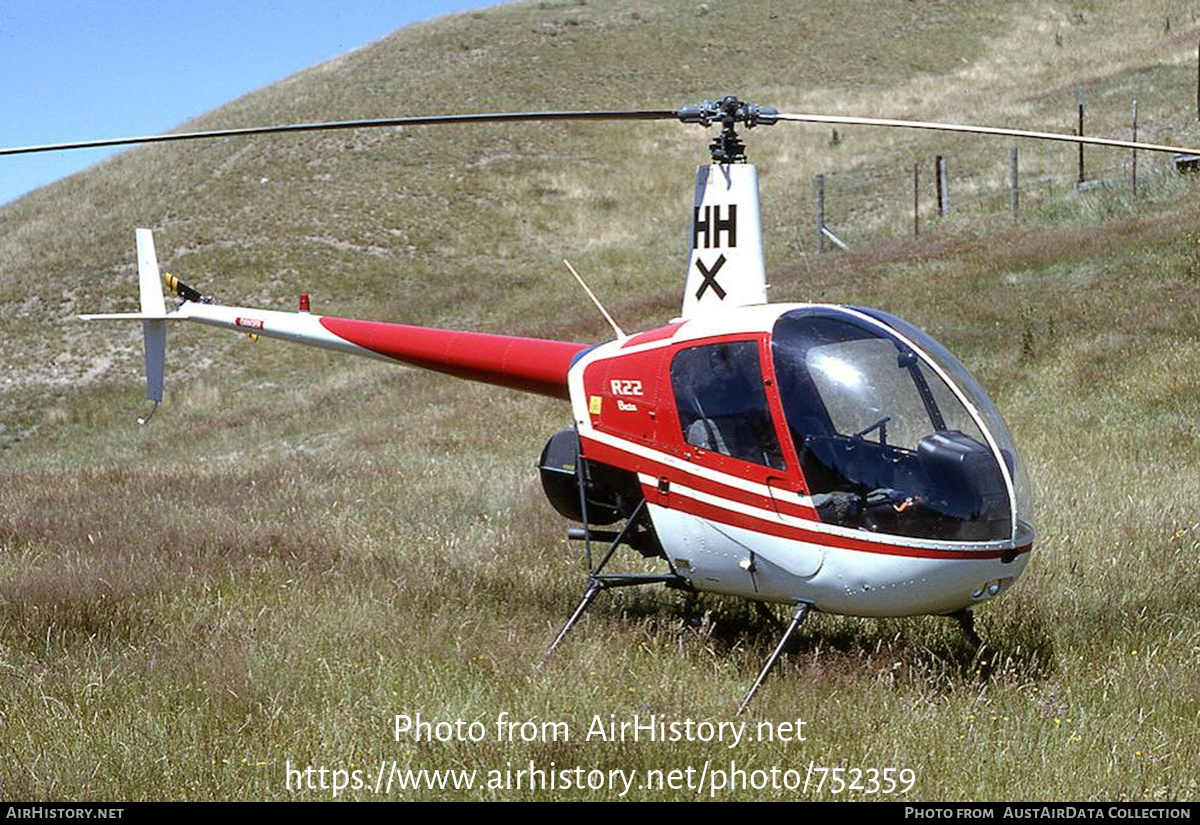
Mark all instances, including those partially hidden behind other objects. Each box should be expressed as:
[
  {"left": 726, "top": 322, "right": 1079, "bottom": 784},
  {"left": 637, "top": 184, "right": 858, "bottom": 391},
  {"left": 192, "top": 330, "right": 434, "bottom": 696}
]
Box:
[{"left": 666, "top": 335, "right": 824, "bottom": 581}]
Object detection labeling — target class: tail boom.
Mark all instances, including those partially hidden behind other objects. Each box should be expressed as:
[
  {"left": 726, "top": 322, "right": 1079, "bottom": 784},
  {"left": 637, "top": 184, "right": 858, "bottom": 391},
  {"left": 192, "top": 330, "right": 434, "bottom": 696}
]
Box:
[
  {"left": 177, "top": 302, "right": 588, "bottom": 400},
  {"left": 82, "top": 228, "right": 589, "bottom": 407},
  {"left": 320, "top": 317, "right": 588, "bottom": 399}
]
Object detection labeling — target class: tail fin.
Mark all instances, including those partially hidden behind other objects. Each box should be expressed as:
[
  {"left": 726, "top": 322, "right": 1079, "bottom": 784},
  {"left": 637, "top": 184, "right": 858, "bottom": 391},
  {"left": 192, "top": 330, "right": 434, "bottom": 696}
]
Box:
[
  {"left": 79, "top": 228, "right": 169, "bottom": 419},
  {"left": 137, "top": 229, "right": 167, "bottom": 409},
  {"left": 680, "top": 163, "right": 767, "bottom": 320}
]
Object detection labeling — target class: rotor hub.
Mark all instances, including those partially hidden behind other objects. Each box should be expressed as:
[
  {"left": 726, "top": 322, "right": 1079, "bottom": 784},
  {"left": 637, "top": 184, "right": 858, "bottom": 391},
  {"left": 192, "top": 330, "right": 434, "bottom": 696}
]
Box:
[{"left": 676, "top": 96, "right": 778, "bottom": 163}]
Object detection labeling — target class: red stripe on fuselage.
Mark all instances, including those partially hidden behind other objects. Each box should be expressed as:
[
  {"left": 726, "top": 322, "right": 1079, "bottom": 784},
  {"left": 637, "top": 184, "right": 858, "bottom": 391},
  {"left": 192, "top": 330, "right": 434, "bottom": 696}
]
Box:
[
  {"left": 649, "top": 482, "right": 1031, "bottom": 560},
  {"left": 320, "top": 316, "right": 590, "bottom": 399},
  {"left": 582, "top": 435, "right": 816, "bottom": 521},
  {"left": 582, "top": 434, "right": 1032, "bottom": 561}
]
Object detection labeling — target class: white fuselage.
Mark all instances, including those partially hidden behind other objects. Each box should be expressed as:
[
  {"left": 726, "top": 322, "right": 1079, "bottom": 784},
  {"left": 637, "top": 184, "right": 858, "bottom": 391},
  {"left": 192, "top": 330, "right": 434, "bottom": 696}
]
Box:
[{"left": 568, "top": 303, "right": 1033, "bottom": 617}]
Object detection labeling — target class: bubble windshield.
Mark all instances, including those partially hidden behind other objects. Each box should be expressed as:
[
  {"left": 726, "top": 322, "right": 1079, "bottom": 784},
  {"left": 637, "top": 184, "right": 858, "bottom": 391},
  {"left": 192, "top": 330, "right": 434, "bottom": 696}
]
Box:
[{"left": 770, "top": 307, "right": 1032, "bottom": 544}]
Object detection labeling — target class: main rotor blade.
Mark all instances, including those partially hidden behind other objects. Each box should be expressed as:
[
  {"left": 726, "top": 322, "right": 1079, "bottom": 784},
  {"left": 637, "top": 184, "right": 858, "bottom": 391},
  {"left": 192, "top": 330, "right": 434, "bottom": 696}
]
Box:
[
  {"left": 13, "top": 104, "right": 1198, "bottom": 160},
  {"left": 776, "top": 111, "right": 1200, "bottom": 156},
  {"left": 0, "top": 109, "right": 677, "bottom": 157}
]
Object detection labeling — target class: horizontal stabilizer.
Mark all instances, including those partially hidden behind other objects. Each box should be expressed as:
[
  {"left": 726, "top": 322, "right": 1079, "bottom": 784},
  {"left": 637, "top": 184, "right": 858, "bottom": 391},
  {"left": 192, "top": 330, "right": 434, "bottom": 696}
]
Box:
[{"left": 78, "top": 312, "right": 175, "bottom": 321}]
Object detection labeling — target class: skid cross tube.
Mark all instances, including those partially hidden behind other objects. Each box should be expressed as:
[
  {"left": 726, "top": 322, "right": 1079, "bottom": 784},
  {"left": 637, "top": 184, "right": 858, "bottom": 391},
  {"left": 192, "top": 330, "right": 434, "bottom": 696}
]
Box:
[
  {"left": 547, "top": 454, "right": 683, "bottom": 659},
  {"left": 543, "top": 571, "right": 681, "bottom": 661}
]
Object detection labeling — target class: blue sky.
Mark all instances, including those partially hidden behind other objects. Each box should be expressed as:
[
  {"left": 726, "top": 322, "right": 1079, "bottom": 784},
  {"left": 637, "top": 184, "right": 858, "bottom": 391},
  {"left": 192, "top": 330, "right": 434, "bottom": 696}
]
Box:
[{"left": 0, "top": 1, "right": 498, "bottom": 205}]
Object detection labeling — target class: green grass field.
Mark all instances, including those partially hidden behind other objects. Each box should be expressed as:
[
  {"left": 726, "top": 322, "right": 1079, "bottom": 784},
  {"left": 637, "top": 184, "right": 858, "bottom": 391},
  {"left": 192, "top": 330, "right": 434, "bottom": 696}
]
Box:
[{"left": 1, "top": 0, "right": 1198, "bottom": 801}]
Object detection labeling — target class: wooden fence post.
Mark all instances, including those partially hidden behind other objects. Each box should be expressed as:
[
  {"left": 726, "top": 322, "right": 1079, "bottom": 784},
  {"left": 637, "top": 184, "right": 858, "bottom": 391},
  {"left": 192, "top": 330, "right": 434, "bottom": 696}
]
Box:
[
  {"left": 1078, "top": 85, "right": 1086, "bottom": 185},
  {"left": 913, "top": 163, "right": 920, "bottom": 237},
  {"left": 816, "top": 174, "right": 826, "bottom": 253},
  {"left": 936, "top": 155, "right": 949, "bottom": 217},
  {"left": 1132, "top": 99, "right": 1138, "bottom": 201},
  {"left": 1010, "top": 146, "right": 1019, "bottom": 218}
]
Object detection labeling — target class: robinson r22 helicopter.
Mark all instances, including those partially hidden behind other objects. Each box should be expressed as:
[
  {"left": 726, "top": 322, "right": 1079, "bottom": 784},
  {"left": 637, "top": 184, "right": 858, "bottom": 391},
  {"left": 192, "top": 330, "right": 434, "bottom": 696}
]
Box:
[{"left": 7, "top": 96, "right": 1198, "bottom": 711}]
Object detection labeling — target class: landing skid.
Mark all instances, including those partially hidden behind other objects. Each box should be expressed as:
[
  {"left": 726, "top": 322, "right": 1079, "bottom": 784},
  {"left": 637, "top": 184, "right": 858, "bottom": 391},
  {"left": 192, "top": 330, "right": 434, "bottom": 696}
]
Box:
[
  {"left": 546, "top": 450, "right": 826, "bottom": 713},
  {"left": 736, "top": 605, "right": 988, "bottom": 712},
  {"left": 544, "top": 461, "right": 819, "bottom": 713}
]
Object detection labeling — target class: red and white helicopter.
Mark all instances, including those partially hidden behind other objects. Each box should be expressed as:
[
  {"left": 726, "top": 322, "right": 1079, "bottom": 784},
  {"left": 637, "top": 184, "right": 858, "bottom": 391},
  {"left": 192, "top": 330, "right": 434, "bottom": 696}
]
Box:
[{"left": 7, "top": 96, "right": 1197, "bottom": 710}]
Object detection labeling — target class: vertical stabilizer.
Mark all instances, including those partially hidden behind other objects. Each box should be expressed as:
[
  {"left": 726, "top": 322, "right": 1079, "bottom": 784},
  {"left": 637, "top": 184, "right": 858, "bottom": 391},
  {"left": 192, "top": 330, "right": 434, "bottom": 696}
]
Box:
[
  {"left": 136, "top": 229, "right": 167, "bottom": 404},
  {"left": 680, "top": 163, "right": 766, "bottom": 319},
  {"left": 137, "top": 229, "right": 166, "bottom": 318}
]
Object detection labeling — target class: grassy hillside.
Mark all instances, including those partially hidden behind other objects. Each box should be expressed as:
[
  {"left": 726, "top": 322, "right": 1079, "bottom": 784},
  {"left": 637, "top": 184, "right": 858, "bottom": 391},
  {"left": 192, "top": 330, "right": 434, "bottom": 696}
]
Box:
[{"left": 1, "top": 0, "right": 1198, "bottom": 801}]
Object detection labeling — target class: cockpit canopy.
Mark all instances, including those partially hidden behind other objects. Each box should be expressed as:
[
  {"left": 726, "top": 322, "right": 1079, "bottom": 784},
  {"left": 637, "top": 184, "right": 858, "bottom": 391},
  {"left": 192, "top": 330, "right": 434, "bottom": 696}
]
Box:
[{"left": 770, "top": 307, "right": 1033, "bottom": 544}]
